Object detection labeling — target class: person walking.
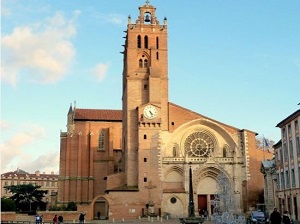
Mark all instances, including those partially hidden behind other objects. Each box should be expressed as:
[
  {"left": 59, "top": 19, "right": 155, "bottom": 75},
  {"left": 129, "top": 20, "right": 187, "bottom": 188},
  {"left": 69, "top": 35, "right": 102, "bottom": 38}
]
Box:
[
  {"left": 97, "top": 211, "right": 101, "bottom": 220},
  {"left": 53, "top": 215, "right": 58, "bottom": 224},
  {"left": 58, "top": 214, "right": 64, "bottom": 224},
  {"left": 79, "top": 213, "right": 85, "bottom": 224},
  {"left": 270, "top": 208, "right": 281, "bottom": 224},
  {"left": 283, "top": 211, "right": 291, "bottom": 224}
]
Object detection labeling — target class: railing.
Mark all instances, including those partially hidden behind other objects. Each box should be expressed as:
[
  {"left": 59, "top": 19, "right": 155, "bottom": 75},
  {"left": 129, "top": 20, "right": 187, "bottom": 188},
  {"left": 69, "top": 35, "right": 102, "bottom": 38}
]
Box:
[{"left": 162, "top": 157, "right": 235, "bottom": 163}]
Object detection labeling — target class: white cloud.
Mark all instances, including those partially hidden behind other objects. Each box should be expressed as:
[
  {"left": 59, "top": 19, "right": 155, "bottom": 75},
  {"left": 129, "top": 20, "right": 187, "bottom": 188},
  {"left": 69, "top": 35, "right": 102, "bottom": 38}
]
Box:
[
  {"left": 1, "top": 11, "right": 79, "bottom": 86},
  {"left": 92, "top": 63, "right": 111, "bottom": 81},
  {"left": 0, "top": 122, "right": 59, "bottom": 174}
]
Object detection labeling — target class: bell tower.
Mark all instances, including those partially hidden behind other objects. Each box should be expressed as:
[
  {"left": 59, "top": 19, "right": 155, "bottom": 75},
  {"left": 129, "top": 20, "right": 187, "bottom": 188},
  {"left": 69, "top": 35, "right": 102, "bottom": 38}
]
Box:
[{"left": 122, "top": 1, "right": 168, "bottom": 188}]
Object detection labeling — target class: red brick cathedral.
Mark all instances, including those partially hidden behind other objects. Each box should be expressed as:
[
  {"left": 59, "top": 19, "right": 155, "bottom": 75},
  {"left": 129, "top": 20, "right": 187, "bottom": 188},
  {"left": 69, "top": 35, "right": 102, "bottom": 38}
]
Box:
[{"left": 58, "top": 1, "right": 272, "bottom": 220}]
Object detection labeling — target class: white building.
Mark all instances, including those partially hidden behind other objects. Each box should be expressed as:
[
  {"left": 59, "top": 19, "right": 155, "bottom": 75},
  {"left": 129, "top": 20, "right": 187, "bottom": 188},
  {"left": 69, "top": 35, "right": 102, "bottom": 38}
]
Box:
[{"left": 274, "top": 109, "right": 300, "bottom": 220}]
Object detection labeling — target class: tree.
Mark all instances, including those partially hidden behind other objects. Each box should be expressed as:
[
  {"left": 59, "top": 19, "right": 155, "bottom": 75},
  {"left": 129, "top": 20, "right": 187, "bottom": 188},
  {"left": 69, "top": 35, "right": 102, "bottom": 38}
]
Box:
[
  {"left": 4, "top": 184, "right": 48, "bottom": 212},
  {"left": 66, "top": 201, "right": 77, "bottom": 211},
  {"left": 1, "top": 198, "right": 16, "bottom": 211}
]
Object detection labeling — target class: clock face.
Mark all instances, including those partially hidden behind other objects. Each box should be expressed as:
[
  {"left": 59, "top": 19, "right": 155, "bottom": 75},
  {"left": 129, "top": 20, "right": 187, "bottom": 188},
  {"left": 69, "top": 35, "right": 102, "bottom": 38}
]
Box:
[{"left": 143, "top": 105, "right": 158, "bottom": 119}]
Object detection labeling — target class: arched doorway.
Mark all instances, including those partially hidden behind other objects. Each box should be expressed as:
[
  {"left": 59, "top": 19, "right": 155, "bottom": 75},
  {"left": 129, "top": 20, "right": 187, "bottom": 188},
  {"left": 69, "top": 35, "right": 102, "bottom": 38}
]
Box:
[
  {"left": 196, "top": 176, "right": 217, "bottom": 216},
  {"left": 94, "top": 197, "right": 109, "bottom": 220}
]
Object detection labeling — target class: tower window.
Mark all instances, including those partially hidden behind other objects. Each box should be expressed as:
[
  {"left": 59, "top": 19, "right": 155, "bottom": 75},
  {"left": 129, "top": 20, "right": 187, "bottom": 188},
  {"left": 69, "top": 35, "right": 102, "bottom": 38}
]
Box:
[
  {"left": 144, "top": 158, "right": 147, "bottom": 162},
  {"left": 156, "top": 37, "right": 159, "bottom": 49},
  {"left": 144, "top": 134, "right": 147, "bottom": 139},
  {"left": 144, "top": 177, "right": 147, "bottom": 182},
  {"left": 144, "top": 36, "right": 148, "bottom": 49},
  {"left": 171, "top": 122, "right": 174, "bottom": 126},
  {"left": 144, "top": 84, "right": 148, "bottom": 90},
  {"left": 144, "top": 59, "right": 148, "bottom": 68},
  {"left": 139, "top": 59, "right": 143, "bottom": 68},
  {"left": 137, "top": 35, "right": 141, "bottom": 48},
  {"left": 156, "top": 52, "right": 159, "bottom": 60}
]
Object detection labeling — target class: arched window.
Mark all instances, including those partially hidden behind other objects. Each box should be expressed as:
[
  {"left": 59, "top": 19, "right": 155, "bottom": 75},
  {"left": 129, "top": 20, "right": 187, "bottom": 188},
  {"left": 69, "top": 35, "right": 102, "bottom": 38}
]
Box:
[
  {"left": 223, "top": 147, "right": 227, "bottom": 157},
  {"left": 98, "top": 130, "right": 105, "bottom": 151},
  {"left": 144, "top": 36, "right": 148, "bottom": 49},
  {"left": 144, "top": 59, "right": 148, "bottom": 68},
  {"left": 139, "top": 59, "right": 143, "bottom": 68},
  {"left": 137, "top": 35, "right": 141, "bottom": 48},
  {"left": 156, "top": 37, "right": 159, "bottom": 49}
]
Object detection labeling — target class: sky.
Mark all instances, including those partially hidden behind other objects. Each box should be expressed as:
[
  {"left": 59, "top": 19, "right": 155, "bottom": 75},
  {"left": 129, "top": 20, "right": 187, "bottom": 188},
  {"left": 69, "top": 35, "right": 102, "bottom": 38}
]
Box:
[{"left": 1, "top": 0, "right": 300, "bottom": 175}]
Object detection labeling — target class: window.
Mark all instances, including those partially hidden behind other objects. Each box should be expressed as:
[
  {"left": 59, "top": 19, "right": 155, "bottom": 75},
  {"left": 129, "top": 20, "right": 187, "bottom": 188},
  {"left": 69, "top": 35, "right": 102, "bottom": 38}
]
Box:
[
  {"left": 295, "top": 120, "right": 299, "bottom": 133},
  {"left": 144, "top": 158, "right": 147, "bottom": 162},
  {"left": 144, "top": 59, "right": 148, "bottom": 68},
  {"left": 280, "top": 148, "right": 283, "bottom": 162},
  {"left": 286, "top": 170, "right": 290, "bottom": 188},
  {"left": 282, "top": 128, "right": 286, "bottom": 140},
  {"left": 156, "top": 52, "right": 159, "bottom": 60},
  {"left": 284, "top": 143, "right": 288, "bottom": 162},
  {"left": 288, "top": 125, "right": 292, "bottom": 137},
  {"left": 296, "top": 137, "right": 300, "bottom": 156},
  {"left": 156, "top": 37, "right": 159, "bottom": 49},
  {"left": 277, "top": 174, "right": 280, "bottom": 189},
  {"left": 281, "top": 172, "right": 285, "bottom": 189},
  {"left": 139, "top": 59, "right": 143, "bottom": 68},
  {"left": 144, "top": 36, "right": 148, "bottom": 49},
  {"left": 52, "top": 182, "right": 55, "bottom": 187},
  {"left": 223, "top": 147, "right": 227, "bottom": 157},
  {"left": 144, "top": 134, "right": 147, "bottom": 139},
  {"left": 98, "top": 130, "right": 105, "bottom": 151},
  {"left": 292, "top": 169, "right": 296, "bottom": 188},
  {"left": 289, "top": 139, "right": 294, "bottom": 159},
  {"left": 137, "top": 35, "right": 141, "bottom": 48}
]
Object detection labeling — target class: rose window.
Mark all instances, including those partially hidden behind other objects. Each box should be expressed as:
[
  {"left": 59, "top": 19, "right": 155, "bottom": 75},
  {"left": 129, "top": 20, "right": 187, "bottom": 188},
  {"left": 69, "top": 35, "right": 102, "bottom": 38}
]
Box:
[{"left": 184, "top": 132, "right": 215, "bottom": 157}]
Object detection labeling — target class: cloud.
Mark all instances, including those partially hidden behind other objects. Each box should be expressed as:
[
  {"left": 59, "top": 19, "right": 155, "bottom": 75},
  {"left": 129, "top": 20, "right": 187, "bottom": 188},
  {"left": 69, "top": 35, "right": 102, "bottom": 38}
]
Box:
[
  {"left": 0, "top": 121, "right": 59, "bottom": 174},
  {"left": 1, "top": 11, "right": 79, "bottom": 86},
  {"left": 91, "top": 63, "right": 111, "bottom": 81}
]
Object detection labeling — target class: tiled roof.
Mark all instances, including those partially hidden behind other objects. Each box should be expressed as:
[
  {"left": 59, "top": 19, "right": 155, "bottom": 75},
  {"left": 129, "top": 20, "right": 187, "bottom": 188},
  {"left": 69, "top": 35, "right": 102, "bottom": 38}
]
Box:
[{"left": 74, "top": 109, "right": 122, "bottom": 121}]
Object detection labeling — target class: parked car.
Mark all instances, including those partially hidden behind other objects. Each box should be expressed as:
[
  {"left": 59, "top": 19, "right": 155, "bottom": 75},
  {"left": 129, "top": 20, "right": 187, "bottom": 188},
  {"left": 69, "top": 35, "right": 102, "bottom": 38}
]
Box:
[{"left": 248, "top": 211, "right": 269, "bottom": 224}]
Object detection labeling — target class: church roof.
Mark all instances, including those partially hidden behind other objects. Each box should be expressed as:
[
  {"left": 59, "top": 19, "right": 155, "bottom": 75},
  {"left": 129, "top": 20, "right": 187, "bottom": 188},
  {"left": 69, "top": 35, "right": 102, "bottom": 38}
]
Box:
[{"left": 74, "top": 109, "right": 122, "bottom": 121}]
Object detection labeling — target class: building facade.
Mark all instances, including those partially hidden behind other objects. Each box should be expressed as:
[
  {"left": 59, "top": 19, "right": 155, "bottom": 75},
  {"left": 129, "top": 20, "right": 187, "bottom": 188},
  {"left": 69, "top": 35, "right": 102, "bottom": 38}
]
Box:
[
  {"left": 274, "top": 109, "right": 300, "bottom": 220},
  {"left": 1, "top": 168, "right": 58, "bottom": 209},
  {"left": 58, "top": 2, "right": 272, "bottom": 220}
]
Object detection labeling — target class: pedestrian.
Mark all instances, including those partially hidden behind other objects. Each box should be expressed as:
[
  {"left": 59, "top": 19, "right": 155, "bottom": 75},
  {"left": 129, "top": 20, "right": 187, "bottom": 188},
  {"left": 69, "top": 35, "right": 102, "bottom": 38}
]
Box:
[
  {"left": 35, "top": 214, "right": 41, "bottom": 224},
  {"left": 97, "top": 211, "right": 101, "bottom": 220},
  {"left": 53, "top": 215, "right": 58, "bottom": 224},
  {"left": 58, "top": 214, "right": 64, "bottom": 224},
  {"left": 283, "top": 211, "right": 291, "bottom": 224},
  {"left": 270, "top": 208, "right": 281, "bottom": 224},
  {"left": 79, "top": 213, "right": 85, "bottom": 224}
]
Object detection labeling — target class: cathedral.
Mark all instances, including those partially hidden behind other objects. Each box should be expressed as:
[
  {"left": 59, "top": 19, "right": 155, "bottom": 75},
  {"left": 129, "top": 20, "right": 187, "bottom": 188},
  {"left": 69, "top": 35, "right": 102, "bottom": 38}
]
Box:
[{"left": 58, "top": 2, "right": 272, "bottom": 220}]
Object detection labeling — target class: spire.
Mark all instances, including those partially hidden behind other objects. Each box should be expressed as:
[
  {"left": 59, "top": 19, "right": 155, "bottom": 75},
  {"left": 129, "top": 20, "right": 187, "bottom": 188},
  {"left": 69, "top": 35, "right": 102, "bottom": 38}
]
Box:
[{"left": 146, "top": 0, "right": 150, "bottom": 5}]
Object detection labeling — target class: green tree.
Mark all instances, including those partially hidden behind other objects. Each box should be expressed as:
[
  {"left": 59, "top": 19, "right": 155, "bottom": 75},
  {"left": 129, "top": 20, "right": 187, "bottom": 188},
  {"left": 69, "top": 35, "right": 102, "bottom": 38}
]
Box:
[
  {"left": 66, "top": 201, "right": 77, "bottom": 211},
  {"left": 4, "top": 184, "right": 48, "bottom": 212},
  {"left": 1, "top": 198, "right": 16, "bottom": 211}
]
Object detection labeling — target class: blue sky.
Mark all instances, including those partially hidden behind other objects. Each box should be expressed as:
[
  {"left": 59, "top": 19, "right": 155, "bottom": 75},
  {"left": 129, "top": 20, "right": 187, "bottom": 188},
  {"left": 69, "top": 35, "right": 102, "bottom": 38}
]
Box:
[{"left": 1, "top": 0, "right": 300, "bottom": 174}]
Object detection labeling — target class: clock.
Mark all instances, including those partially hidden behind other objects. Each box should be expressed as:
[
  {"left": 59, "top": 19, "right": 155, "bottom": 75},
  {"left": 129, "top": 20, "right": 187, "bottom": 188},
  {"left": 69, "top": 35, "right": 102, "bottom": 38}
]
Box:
[{"left": 143, "top": 105, "right": 158, "bottom": 119}]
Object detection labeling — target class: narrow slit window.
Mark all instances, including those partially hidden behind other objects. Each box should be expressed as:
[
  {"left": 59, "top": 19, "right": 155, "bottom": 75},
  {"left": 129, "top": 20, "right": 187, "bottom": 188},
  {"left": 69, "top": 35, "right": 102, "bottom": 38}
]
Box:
[
  {"left": 144, "top": 35, "right": 148, "bottom": 49},
  {"left": 139, "top": 59, "right": 143, "bottom": 68},
  {"left": 137, "top": 35, "right": 141, "bottom": 48}
]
